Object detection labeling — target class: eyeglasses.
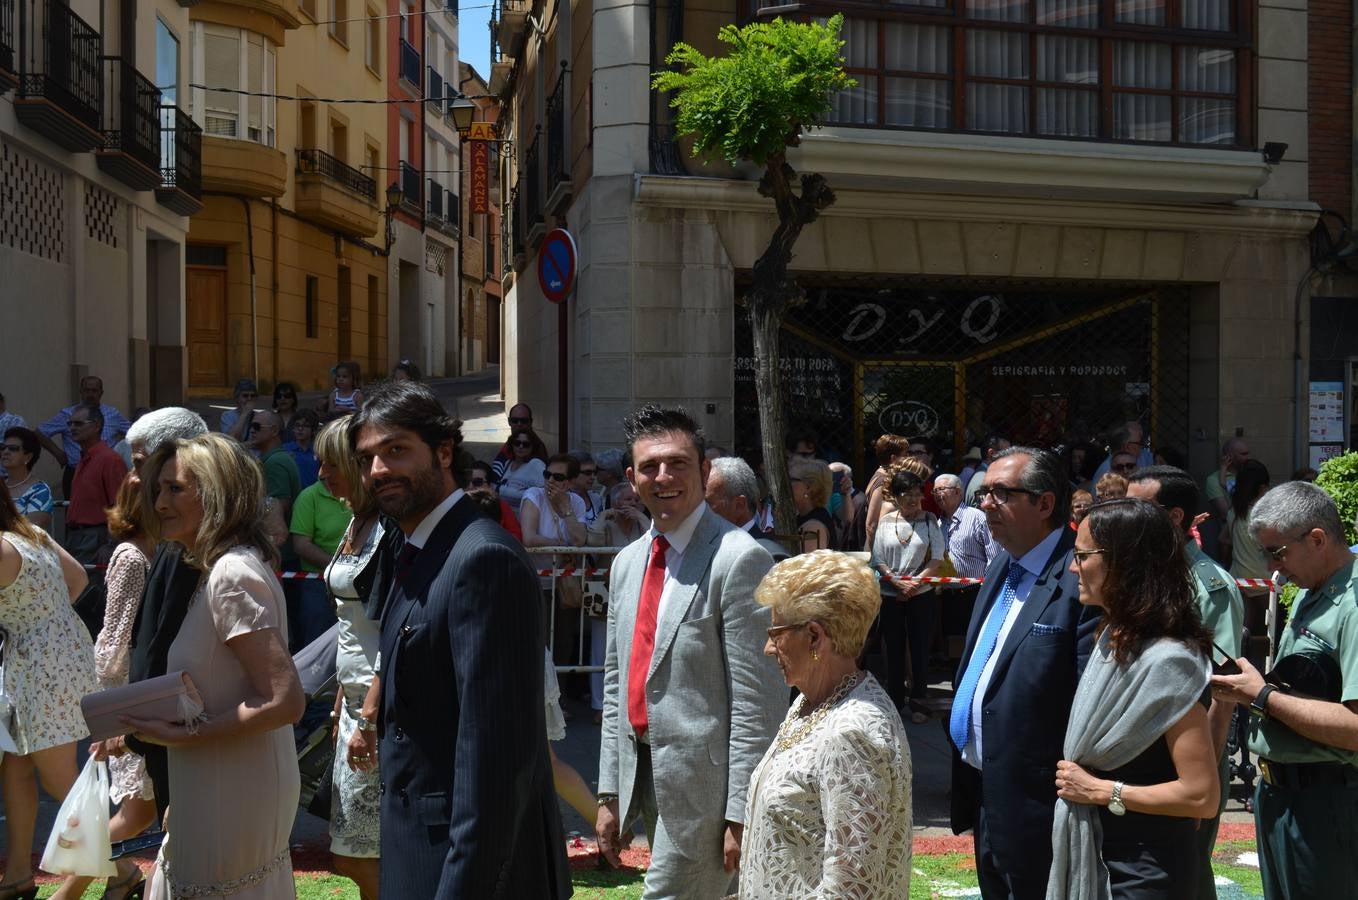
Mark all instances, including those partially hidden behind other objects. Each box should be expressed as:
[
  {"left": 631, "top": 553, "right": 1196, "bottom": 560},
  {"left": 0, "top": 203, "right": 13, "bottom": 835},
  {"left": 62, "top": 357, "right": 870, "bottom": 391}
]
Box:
[
  {"left": 973, "top": 485, "right": 1040, "bottom": 505},
  {"left": 248, "top": 422, "right": 266, "bottom": 433},
  {"left": 546, "top": 472, "right": 571, "bottom": 482},
  {"left": 1263, "top": 531, "right": 1312, "bottom": 561},
  {"left": 1112, "top": 462, "right": 1137, "bottom": 473},
  {"left": 509, "top": 417, "right": 531, "bottom": 425},
  {"left": 580, "top": 468, "right": 596, "bottom": 476},
  {"left": 1, "top": 444, "right": 22, "bottom": 453},
  {"left": 1073, "top": 548, "right": 1107, "bottom": 567},
  {"left": 469, "top": 477, "right": 487, "bottom": 487},
  {"left": 68, "top": 419, "right": 92, "bottom": 428},
  {"left": 238, "top": 392, "right": 258, "bottom": 400},
  {"left": 767, "top": 622, "right": 808, "bottom": 640}
]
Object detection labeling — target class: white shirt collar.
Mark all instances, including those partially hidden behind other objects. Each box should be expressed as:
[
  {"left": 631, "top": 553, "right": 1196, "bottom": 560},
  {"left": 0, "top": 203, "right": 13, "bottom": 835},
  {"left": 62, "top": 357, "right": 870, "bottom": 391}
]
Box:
[
  {"left": 740, "top": 516, "right": 758, "bottom": 534},
  {"left": 1015, "top": 526, "right": 1067, "bottom": 578},
  {"left": 649, "top": 501, "right": 708, "bottom": 555},
  {"left": 407, "top": 488, "right": 466, "bottom": 549}
]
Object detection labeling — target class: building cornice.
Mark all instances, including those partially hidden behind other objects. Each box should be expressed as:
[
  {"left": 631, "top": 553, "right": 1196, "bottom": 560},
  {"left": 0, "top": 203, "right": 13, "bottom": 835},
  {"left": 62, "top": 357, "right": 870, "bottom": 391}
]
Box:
[{"left": 634, "top": 175, "right": 1320, "bottom": 239}]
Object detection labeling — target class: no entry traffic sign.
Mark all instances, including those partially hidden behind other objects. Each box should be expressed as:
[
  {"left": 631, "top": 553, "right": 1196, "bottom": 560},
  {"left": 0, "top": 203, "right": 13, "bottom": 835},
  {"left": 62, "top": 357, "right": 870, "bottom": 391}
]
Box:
[{"left": 538, "top": 228, "right": 577, "bottom": 304}]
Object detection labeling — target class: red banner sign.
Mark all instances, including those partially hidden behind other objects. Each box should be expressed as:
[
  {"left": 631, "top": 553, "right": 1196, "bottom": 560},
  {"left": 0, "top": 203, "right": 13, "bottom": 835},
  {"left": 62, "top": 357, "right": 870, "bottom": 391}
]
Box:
[{"left": 470, "top": 140, "right": 489, "bottom": 215}]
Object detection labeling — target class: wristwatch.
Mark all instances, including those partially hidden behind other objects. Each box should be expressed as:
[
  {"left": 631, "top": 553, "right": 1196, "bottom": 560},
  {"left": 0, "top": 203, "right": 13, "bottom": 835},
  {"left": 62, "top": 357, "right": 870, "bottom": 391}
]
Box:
[
  {"left": 1108, "top": 781, "right": 1126, "bottom": 816},
  {"left": 596, "top": 793, "right": 618, "bottom": 807},
  {"left": 1251, "top": 684, "right": 1278, "bottom": 719},
  {"left": 356, "top": 715, "right": 377, "bottom": 733}
]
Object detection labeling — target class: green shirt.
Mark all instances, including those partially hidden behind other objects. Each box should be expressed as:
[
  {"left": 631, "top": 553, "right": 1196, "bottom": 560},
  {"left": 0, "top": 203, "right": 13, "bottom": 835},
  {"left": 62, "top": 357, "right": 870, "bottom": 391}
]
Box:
[
  {"left": 289, "top": 482, "right": 352, "bottom": 573},
  {"left": 1188, "top": 541, "right": 1244, "bottom": 658},
  {"left": 1203, "top": 471, "right": 1232, "bottom": 506},
  {"left": 261, "top": 446, "right": 301, "bottom": 504},
  {"left": 1247, "top": 556, "right": 1358, "bottom": 766}
]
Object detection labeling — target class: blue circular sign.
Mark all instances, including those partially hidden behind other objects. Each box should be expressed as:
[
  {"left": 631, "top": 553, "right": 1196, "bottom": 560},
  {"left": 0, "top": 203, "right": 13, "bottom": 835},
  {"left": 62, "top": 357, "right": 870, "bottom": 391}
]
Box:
[{"left": 538, "top": 228, "right": 577, "bottom": 304}]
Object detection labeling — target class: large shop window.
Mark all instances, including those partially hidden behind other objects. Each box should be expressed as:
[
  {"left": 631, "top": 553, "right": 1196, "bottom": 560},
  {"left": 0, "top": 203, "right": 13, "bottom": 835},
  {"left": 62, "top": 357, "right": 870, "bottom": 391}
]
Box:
[
  {"left": 190, "top": 24, "right": 277, "bottom": 146},
  {"left": 754, "top": 0, "right": 1247, "bottom": 147}
]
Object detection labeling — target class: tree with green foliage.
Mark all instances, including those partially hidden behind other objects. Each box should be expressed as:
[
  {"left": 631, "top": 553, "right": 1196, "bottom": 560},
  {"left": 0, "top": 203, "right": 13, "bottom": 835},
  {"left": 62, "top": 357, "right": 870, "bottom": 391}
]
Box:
[
  {"left": 653, "top": 15, "right": 855, "bottom": 546},
  {"left": 1316, "top": 451, "right": 1358, "bottom": 545}
]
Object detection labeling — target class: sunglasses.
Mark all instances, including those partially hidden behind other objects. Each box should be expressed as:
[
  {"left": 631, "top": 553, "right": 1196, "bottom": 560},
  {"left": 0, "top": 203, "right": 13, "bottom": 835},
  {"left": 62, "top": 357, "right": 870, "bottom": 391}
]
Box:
[
  {"left": 512, "top": 440, "right": 532, "bottom": 448},
  {"left": 1263, "top": 531, "right": 1312, "bottom": 561},
  {"left": 580, "top": 468, "right": 596, "bottom": 476},
  {"left": 1112, "top": 463, "right": 1137, "bottom": 473},
  {"left": 509, "top": 417, "right": 531, "bottom": 425},
  {"left": 546, "top": 472, "right": 571, "bottom": 482},
  {"left": 1, "top": 444, "right": 22, "bottom": 453},
  {"left": 470, "top": 477, "right": 487, "bottom": 487}
]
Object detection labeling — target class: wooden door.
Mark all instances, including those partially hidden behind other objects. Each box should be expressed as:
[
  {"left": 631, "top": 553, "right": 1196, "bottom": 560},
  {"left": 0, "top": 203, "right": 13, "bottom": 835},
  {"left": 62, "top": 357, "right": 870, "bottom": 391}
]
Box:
[{"left": 186, "top": 267, "right": 227, "bottom": 389}]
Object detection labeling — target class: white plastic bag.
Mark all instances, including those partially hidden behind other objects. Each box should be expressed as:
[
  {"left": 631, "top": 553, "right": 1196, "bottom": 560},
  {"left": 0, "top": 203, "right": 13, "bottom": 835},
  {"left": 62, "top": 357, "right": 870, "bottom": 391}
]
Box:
[{"left": 39, "top": 755, "right": 117, "bottom": 877}]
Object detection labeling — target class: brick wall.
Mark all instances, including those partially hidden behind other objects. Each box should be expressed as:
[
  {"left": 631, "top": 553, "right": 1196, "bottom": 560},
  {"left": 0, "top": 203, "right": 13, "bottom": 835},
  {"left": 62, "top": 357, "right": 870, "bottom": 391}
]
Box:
[{"left": 1309, "top": 0, "right": 1353, "bottom": 218}]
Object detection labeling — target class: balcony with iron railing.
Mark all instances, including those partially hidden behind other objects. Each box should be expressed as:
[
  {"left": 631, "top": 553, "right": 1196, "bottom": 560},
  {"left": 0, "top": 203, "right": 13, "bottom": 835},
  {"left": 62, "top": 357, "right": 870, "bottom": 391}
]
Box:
[
  {"left": 296, "top": 147, "right": 379, "bottom": 237},
  {"left": 399, "top": 37, "right": 420, "bottom": 88},
  {"left": 14, "top": 0, "right": 103, "bottom": 151},
  {"left": 1, "top": 0, "right": 16, "bottom": 92},
  {"left": 398, "top": 160, "right": 423, "bottom": 215},
  {"left": 427, "top": 66, "right": 443, "bottom": 115},
  {"left": 544, "top": 63, "right": 571, "bottom": 214},
  {"left": 97, "top": 55, "right": 162, "bottom": 190},
  {"left": 155, "top": 105, "right": 203, "bottom": 216},
  {"left": 427, "top": 177, "right": 443, "bottom": 219},
  {"left": 523, "top": 133, "right": 546, "bottom": 246},
  {"left": 509, "top": 183, "right": 524, "bottom": 263}
]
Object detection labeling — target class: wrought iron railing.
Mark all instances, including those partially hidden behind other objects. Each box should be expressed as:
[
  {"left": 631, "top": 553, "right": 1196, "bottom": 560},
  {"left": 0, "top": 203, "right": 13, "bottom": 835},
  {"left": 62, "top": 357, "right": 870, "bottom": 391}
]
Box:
[
  {"left": 524, "top": 133, "right": 542, "bottom": 228},
  {"left": 510, "top": 184, "right": 523, "bottom": 258},
  {"left": 17, "top": 0, "right": 103, "bottom": 131},
  {"left": 102, "top": 56, "right": 160, "bottom": 170},
  {"left": 399, "top": 160, "right": 421, "bottom": 210},
  {"left": 427, "top": 66, "right": 443, "bottom": 115},
  {"left": 1, "top": 0, "right": 15, "bottom": 77},
  {"left": 297, "top": 147, "right": 377, "bottom": 201},
  {"left": 427, "top": 176, "right": 443, "bottom": 219},
  {"left": 546, "top": 64, "right": 568, "bottom": 191},
  {"left": 160, "top": 105, "right": 202, "bottom": 197},
  {"left": 399, "top": 37, "right": 420, "bottom": 85}
]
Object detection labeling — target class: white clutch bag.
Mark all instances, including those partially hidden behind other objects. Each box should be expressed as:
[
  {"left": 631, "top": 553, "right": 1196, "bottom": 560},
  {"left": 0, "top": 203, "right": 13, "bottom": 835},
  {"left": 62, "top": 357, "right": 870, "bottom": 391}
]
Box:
[{"left": 81, "top": 671, "right": 206, "bottom": 742}]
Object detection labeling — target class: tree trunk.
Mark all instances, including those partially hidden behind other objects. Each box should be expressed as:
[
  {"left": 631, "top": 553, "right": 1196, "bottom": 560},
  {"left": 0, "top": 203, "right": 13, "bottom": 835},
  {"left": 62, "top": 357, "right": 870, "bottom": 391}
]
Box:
[{"left": 744, "top": 150, "right": 838, "bottom": 555}]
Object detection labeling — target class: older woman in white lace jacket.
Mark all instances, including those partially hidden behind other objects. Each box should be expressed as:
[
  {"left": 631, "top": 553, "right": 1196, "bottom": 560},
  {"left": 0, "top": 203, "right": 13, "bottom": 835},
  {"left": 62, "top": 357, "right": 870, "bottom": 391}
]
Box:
[{"left": 739, "top": 550, "right": 912, "bottom": 900}]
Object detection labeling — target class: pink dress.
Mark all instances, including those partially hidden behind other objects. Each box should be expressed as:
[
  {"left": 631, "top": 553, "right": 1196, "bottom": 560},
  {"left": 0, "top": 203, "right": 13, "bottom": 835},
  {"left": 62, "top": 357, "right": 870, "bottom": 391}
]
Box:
[{"left": 148, "top": 547, "right": 299, "bottom": 899}]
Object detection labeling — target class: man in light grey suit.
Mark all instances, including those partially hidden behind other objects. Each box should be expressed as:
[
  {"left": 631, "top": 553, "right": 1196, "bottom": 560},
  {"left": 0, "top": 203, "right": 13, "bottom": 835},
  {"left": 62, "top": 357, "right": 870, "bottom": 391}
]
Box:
[{"left": 596, "top": 406, "right": 786, "bottom": 898}]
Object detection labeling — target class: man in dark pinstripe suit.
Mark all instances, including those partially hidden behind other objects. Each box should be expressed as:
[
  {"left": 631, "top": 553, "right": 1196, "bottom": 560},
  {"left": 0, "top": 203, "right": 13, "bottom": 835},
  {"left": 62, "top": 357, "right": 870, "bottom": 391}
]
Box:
[{"left": 348, "top": 382, "right": 571, "bottom": 899}]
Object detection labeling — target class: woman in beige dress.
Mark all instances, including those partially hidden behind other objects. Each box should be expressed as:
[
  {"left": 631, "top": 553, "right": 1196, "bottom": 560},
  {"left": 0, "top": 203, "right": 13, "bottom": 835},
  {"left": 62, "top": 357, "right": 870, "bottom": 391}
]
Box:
[{"left": 125, "top": 433, "right": 304, "bottom": 899}]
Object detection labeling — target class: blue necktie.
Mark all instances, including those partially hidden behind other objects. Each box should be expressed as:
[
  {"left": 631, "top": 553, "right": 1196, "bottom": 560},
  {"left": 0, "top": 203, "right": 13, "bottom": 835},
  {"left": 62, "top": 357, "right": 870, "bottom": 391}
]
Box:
[{"left": 949, "top": 560, "right": 1024, "bottom": 752}]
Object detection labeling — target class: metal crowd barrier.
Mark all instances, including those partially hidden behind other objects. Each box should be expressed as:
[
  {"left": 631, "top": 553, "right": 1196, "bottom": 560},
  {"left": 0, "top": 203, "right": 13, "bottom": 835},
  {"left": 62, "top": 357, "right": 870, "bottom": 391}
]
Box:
[{"left": 536, "top": 545, "right": 625, "bottom": 675}]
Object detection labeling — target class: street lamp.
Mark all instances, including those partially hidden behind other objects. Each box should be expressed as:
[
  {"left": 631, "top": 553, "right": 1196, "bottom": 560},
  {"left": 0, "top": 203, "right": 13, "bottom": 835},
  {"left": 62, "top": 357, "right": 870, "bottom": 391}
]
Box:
[
  {"left": 450, "top": 96, "right": 476, "bottom": 134},
  {"left": 385, "top": 181, "right": 405, "bottom": 251}
]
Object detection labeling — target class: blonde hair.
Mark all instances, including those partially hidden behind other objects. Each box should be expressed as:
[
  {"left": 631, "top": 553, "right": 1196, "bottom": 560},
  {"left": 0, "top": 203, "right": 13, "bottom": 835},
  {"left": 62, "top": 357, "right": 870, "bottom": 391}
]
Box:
[
  {"left": 755, "top": 550, "right": 880, "bottom": 657},
  {"left": 314, "top": 415, "right": 376, "bottom": 518},
  {"left": 105, "top": 472, "right": 145, "bottom": 541},
  {"left": 143, "top": 433, "right": 278, "bottom": 570},
  {"left": 788, "top": 456, "right": 833, "bottom": 508},
  {"left": 1095, "top": 472, "right": 1128, "bottom": 500}
]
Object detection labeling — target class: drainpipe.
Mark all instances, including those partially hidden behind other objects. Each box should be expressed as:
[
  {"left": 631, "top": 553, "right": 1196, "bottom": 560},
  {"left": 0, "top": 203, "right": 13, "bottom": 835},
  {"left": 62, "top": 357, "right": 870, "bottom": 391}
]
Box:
[
  {"left": 271, "top": 199, "right": 281, "bottom": 383},
  {"left": 240, "top": 197, "right": 259, "bottom": 384}
]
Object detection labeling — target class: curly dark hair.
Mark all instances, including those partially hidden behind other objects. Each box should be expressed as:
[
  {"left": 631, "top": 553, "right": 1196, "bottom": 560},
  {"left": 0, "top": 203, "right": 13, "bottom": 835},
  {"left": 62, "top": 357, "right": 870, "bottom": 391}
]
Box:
[
  {"left": 1083, "top": 498, "right": 1211, "bottom": 664},
  {"left": 621, "top": 405, "right": 705, "bottom": 466}
]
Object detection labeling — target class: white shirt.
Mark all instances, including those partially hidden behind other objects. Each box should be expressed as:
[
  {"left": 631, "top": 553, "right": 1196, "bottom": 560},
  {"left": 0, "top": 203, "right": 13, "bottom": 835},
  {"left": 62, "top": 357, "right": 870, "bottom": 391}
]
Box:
[
  {"left": 962, "top": 526, "right": 1067, "bottom": 769},
  {"left": 646, "top": 501, "right": 708, "bottom": 623}
]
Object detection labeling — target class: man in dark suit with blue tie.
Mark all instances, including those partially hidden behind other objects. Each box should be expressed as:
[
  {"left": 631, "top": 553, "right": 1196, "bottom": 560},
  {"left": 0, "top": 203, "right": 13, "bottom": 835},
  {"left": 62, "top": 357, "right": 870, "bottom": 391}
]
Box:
[
  {"left": 348, "top": 382, "right": 571, "bottom": 899},
  {"left": 948, "top": 446, "right": 1100, "bottom": 899}
]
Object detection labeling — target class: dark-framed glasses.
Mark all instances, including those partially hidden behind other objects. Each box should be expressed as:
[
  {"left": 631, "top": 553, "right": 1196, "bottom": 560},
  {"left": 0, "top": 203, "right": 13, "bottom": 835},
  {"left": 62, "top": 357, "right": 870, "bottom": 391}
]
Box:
[
  {"left": 469, "top": 477, "right": 488, "bottom": 488},
  {"left": 1, "top": 443, "right": 22, "bottom": 453},
  {"left": 509, "top": 417, "right": 531, "bottom": 426},
  {"left": 1073, "top": 548, "right": 1107, "bottom": 567},
  {"left": 974, "top": 485, "right": 1039, "bottom": 505},
  {"left": 546, "top": 472, "right": 571, "bottom": 482},
  {"left": 1264, "top": 531, "right": 1313, "bottom": 561},
  {"left": 512, "top": 440, "right": 532, "bottom": 449}
]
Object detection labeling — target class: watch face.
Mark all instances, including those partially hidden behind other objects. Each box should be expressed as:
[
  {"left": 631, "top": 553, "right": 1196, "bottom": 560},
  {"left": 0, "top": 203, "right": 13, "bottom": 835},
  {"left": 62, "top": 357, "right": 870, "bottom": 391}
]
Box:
[{"left": 1108, "top": 798, "right": 1126, "bottom": 816}]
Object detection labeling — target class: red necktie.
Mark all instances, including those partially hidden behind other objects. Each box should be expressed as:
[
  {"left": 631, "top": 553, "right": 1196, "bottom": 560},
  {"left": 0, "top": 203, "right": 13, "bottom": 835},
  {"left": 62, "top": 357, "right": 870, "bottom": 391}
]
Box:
[{"left": 627, "top": 535, "right": 669, "bottom": 736}]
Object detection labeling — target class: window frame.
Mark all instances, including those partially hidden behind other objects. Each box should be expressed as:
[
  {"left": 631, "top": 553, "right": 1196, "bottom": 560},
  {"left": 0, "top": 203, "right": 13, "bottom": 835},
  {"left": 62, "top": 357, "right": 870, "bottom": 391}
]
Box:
[
  {"left": 190, "top": 23, "right": 277, "bottom": 147},
  {"left": 742, "top": 0, "right": 1253, "bottom": 148}
]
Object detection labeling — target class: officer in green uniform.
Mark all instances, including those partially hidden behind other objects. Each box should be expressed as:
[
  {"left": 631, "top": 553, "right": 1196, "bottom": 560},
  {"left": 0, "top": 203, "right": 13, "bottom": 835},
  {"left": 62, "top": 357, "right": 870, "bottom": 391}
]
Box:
[
  {"left": 1211, "top": 481, "right": 1358, "bottom": 900},
  {"left": 1128, "top": 466, "right": 1244, "bottom": 899}
]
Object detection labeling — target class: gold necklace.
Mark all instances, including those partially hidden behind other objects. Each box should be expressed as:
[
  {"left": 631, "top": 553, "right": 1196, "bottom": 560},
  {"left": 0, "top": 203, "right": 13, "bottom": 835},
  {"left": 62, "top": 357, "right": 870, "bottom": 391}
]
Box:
[{"left": 775, "top": 671, "right": 863, "bottom": 752}]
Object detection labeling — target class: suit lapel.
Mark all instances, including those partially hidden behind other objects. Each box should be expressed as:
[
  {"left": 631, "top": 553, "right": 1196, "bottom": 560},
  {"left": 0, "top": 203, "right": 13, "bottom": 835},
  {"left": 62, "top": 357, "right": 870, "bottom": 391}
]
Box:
[
  {"left": 984, "top": 529, "right": 1075, "bottom": 690},
  {"left": 648, "top": 510, "right": 720, "bottom": 681},
  {"left": 386, "top": 495, "right": 481, "bottom": 636}
]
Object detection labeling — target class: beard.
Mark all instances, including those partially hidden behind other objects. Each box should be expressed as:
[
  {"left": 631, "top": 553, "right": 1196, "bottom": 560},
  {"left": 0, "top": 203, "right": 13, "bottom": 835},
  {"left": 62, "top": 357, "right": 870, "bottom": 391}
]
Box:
[{"left": 372, "top": 457, "right": 446, "bottom": 522}]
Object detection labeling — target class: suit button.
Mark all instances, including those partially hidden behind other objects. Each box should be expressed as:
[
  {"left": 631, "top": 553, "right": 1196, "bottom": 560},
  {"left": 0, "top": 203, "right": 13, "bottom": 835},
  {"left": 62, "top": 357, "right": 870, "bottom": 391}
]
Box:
[
  {"left": 984, "top": 709, "right": 993, "bottom": 716},
  {"left": 379, "top": 782, "right": 386, "bottom": 795},
  {"left": 394, "top": 727, "right": 405, "bottom": 741},
  {"left": 401, "top": 625, "right": 413, "bottom": 637},
  {"left": 398, "top": 788, "right": 407, "bottom": 800}
]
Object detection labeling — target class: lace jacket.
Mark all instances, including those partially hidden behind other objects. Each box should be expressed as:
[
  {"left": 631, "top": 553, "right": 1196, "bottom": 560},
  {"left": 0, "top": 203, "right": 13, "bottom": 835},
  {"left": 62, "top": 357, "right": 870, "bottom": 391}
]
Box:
[{"left": 739, "top": 674, "right": 913, "bottom": 899}]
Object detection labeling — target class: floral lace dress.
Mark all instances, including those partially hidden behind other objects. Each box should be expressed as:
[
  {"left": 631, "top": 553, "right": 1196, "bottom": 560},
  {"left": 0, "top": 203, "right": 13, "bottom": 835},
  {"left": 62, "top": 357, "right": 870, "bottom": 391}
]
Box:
[
  {"left": 93, "top": 541, "right": 155, "bottom": 802},
  {"left": 0, "top": 531, "right": 97, "bottom": 754},
  {"left": 739, "top": 674, "right": 913, "bottom": 900}
]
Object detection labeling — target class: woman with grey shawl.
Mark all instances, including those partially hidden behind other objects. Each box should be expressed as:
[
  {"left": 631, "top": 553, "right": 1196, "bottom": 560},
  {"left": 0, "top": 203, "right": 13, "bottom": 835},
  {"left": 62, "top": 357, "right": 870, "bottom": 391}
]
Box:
[{"left": 1047, "top": 498, "right": 1220, "bottom": 899}]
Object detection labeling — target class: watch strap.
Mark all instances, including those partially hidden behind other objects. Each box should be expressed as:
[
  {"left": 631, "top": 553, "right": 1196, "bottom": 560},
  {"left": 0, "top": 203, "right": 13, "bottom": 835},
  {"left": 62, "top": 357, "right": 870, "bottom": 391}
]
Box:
[{"left": 1251, "top": 684, "right": 1277, "bottom": 718}]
